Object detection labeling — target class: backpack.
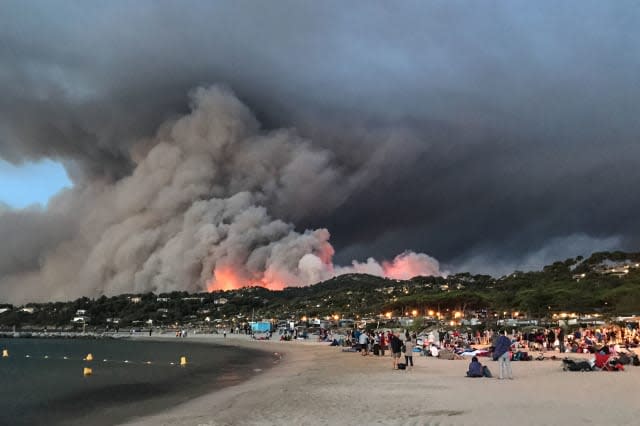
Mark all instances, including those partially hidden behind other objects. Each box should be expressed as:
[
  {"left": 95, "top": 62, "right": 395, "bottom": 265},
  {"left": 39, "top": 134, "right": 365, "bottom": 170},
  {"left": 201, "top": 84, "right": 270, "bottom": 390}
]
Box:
[
  {"left": 482, "top": 365, "right": 492, "bottom": 378},
  {"left": 397, "top": 363, "right": 406, "bottom": 370}
]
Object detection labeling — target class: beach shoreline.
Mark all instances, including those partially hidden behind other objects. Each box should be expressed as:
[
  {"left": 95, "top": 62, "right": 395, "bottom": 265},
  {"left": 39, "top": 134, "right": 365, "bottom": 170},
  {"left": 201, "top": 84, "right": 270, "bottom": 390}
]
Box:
[
  {"left": 0, "top": 336, "right": 276, "bottom": 426},
  {"left": 119, "top": 335, "right": 640, "bottom": 426}
]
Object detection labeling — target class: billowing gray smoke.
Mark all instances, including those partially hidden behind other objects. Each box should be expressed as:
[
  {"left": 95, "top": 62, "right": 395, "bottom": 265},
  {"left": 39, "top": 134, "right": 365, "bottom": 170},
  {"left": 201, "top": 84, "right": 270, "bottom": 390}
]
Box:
[
  {"left": 0, "top": 87, "right": 441, "bottom": 302},
  {"left": 2, "top": 2, "right": 639, "bottom": 302}
]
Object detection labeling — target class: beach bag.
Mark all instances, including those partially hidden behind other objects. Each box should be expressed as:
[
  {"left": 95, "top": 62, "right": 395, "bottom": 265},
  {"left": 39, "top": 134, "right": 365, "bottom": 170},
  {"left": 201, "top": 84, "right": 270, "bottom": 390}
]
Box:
[
  {"left": 482, "top": 365, "right": 492, "bottom": 378},
  {"left": 632, "top": 355, "right": 640, "bottom": 366},
  {"left": 618, "top": 354, "right": 631, "bottom": 365},
  {"left": 565, "top": 360, "right": 592, "bottom": 371},
  {"left": 397, "top": 363, "right": 406, "bottom": 370}
]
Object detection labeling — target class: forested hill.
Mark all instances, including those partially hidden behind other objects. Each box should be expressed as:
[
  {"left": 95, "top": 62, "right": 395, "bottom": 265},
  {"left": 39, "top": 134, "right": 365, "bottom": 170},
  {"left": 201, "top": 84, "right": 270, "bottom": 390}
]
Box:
[{"left": 2, "top": 251, "right": 640, "bottom": 329}]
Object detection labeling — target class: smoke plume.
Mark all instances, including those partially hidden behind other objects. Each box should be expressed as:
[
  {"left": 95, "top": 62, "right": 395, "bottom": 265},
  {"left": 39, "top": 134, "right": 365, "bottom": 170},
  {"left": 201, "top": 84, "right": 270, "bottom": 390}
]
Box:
[{"left": 0, "top": 86, "right": 442, "bottom": 302}]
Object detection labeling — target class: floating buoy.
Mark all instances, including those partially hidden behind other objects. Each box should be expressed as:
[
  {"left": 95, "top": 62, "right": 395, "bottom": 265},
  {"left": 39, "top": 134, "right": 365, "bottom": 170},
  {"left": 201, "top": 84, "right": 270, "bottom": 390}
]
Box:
[
  {"left": 2, "top": 349, "right": 8, "bottom": 358},
  {"left": 124, "top": 360, "right": 129, "bottom": 363},
  {"left": 84, "top": 353, "right": 93, "bottom": 361},
  {"left": 83, "top": 367, "right": 93, "bottom": 376},
  {"left": 44, "top": 355, "right": 49, "bottom": 359},
  {"left": 180, "top": 356, "right": 188, "bottom": 366},
  {"left": 25, "top": 355, "right": 30, "bottom": 358},
  {"left": 145, "top": 361, "right": 152, "bottom": 365},
  {"left": 63, "top": 356, "right": 68, "bottom": 360},
  {"left": 170, "top": 362, "right": 175, "bottom": 365},
  {"left": 103, "top": 359, "right": 108, "bottom": 362}
]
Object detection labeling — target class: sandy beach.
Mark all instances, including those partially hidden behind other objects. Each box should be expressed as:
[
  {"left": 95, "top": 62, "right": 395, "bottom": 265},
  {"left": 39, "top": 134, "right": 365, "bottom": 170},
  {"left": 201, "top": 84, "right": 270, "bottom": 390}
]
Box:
[{"left": 119, "top": 335, "right": 640, "bottom": 426}]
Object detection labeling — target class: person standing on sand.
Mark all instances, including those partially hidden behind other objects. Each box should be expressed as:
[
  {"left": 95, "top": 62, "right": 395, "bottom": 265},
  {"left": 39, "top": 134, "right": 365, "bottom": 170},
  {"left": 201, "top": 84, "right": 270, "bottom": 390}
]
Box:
[
  {"left": 493, "top": 330, "right": 513, "bottom": 380},
  {"left": 390, "top": 332, "right": 403, "bottom": 369},
  {"left": 359, "top": 331, "right": 369, "bottom": 356},
  {"left": 403, "top": 337, "right": 415, "bottom": 368}
]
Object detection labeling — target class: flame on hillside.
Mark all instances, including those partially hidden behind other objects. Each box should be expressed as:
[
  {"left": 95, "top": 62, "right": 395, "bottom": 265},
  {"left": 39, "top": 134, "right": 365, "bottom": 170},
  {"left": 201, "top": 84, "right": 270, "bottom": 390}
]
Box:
[{"left": 207, "top": 250, "right": 443, "bottom": 292}]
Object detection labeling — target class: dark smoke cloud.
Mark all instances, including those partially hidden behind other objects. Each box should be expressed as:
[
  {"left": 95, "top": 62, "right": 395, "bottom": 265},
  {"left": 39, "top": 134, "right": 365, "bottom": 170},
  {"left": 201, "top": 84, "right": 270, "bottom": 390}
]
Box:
[
  {"left": 0, "top": 87, "right": 442, "bottom": 302},
  {"left": 1, "top": 1, "right": 639, "bottom": 301}
]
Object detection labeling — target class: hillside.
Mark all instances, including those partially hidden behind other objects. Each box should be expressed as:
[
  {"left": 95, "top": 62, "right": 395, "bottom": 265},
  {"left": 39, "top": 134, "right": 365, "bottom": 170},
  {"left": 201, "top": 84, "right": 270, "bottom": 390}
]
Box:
[{"left": 1, "top": 251, "right": 640, "bottom": 330}]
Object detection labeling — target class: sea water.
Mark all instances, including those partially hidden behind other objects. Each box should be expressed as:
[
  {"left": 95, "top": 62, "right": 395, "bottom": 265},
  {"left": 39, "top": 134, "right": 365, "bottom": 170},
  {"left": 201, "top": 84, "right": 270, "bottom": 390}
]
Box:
[{"left": 0, "top": 338, "right": 274, "bottom": 426}]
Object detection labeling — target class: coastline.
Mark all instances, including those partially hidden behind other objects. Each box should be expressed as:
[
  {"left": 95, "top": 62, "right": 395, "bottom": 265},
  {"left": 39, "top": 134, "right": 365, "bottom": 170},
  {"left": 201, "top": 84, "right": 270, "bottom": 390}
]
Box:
[
  {"left": 0, "top": 336, "right": 276, "bottom": 426},
  {"left": 119, "top": 336, "right": 640, "bottom": 426}
]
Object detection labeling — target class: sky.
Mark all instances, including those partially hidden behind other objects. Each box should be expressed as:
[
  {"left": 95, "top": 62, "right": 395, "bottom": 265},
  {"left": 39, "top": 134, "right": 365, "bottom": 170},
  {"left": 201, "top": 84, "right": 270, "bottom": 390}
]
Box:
[
  {"left": 0, "top": 159, "right": 70, "bottom": 208},
  {"left": 1, "top": 1, "right": 639, "bottom": 302}
]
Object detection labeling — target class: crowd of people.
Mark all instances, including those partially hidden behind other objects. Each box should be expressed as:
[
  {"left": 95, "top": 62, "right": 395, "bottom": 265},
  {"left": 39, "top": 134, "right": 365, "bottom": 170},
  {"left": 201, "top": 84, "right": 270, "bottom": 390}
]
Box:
[
  {"left": 336, "top": 324, "right": 640, "bottom": 379},
  {"left": 344, "top": 329, "right": 421, "bottom": 370},
  {"left": 510, "top": 325, "right": 640, "bottom": 354}
]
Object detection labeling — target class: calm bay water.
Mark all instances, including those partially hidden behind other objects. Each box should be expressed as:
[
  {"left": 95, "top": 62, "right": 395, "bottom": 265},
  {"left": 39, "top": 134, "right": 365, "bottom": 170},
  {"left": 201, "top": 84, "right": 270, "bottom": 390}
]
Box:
[{"left": 0, "top": 338, "right": 274, "bottom": 426}]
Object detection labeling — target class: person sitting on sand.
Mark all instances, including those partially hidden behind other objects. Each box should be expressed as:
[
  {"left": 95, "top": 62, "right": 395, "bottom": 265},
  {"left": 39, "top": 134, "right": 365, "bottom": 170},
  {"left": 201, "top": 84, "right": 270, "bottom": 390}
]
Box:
[
  {"left": 430, "top": 343, "right": 439, "bottom": 357},
  {"left": 466, "top": 356, "right": 483, "bottom": 377}
]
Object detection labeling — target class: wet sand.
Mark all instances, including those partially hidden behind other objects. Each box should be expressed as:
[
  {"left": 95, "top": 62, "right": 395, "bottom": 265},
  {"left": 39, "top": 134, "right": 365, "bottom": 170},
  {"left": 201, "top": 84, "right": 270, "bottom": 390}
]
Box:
[{"left": 120, "top": 335, "right": 640, "bottom": 426}]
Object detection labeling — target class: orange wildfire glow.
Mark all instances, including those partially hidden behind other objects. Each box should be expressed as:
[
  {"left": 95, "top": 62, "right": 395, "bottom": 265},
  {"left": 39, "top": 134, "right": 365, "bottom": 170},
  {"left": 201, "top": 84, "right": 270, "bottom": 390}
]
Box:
[
  {"left": 207, "top": 266, "right": 286, "bottom": 292},
  {"left": 207, "top": 243, "right": 336, "bottom": 292},
  {"left": 208, "top": 266, "right": 244, "bottom": 292},
  {"left": 316, "top": 243, "right": 335, "bottom": 265},
  {"left": 206, "top": 247, "right": 437, "bottom": 292},
  {"left": 381, "top": 252, "right": 438, "bottom": 280}
]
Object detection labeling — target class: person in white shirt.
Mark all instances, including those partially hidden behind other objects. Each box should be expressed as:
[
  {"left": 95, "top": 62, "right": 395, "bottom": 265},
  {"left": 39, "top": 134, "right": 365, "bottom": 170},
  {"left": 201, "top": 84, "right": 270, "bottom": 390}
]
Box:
[
  {"left": 359, "top": 332, "right": 369, "bottom": 356},
  {"left": 430, "top": 344, "right": 439, "bottom": 357}
]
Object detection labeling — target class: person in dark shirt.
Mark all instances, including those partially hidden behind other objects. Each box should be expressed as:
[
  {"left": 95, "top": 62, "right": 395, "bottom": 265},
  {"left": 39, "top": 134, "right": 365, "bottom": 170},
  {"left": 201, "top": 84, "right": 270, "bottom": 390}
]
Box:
[
  {"left": 466, "top": 356, "right": 483, "bottom": 377},
  {"left": 390, "top": 332, "right": 403, "bottom": 369},
  {"left": 493, "top": 330, "right": 513, "bottom": 379}
]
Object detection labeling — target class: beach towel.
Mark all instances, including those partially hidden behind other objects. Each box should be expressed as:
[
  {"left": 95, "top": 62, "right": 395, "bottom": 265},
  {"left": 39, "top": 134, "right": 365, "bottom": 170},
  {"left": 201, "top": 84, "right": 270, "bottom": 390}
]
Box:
[{"left": 438, "top": 349, "right": 456, "bottom": 360}]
